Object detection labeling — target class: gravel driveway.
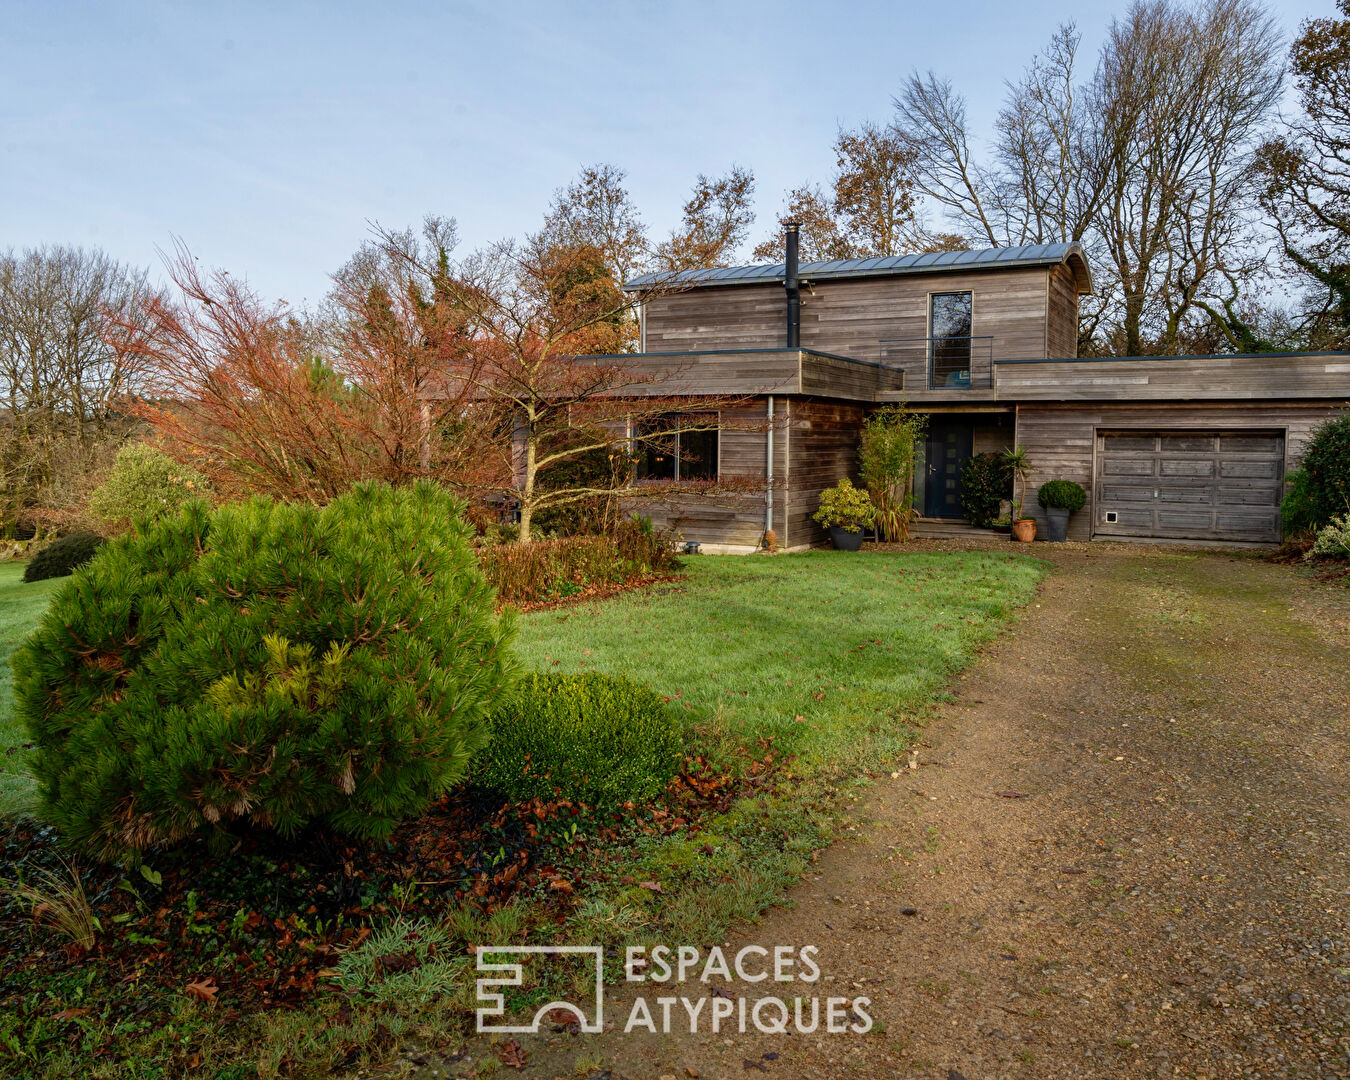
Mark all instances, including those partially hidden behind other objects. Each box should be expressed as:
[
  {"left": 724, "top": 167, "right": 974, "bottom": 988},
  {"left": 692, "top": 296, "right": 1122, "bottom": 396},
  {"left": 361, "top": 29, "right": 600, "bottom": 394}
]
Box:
[{"left": 587, "top": 545, "right": 1350, "bottom": 1079}]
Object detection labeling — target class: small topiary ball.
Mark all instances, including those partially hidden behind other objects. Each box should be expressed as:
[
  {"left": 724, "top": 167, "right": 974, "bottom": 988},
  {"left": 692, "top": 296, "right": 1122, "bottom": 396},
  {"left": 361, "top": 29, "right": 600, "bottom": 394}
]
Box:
[
  {"left": 22, "top": 533, "right": 105, "bottom": 583},
  {"left": 479, "top": 672, "right": 683, "bottom": 805},
  {"left": 1037, "top": 479, "right": 1087, "bottom": 512},
  {"left": 12, "top": 481, "right": 517, "bottom": 859}
]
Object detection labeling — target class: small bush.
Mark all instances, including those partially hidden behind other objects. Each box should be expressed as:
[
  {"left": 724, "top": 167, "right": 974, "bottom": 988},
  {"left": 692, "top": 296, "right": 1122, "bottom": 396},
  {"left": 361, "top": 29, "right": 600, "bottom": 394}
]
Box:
[
  {"left": 13, "top": 481, "right": 516, "bottom": 859},
  {"left": 1037, "top": 479, "right": 1087, "bottom": 512},
  {"left": 1280, "top": 468, "right": 1318, "bottom": 536},
  {"left": 959, "top": 453, "right": 1014, "bottom": 527},
  {"left": 479, "top": 672, "right": 683, "bottom": 805},
  {"left": 480, "top": 515, "right": 678, "bottom": 605},
  {"left": 813, "top": 478, "right": 875, "bottom": 532},
  {"left": 22, "top": 533, "right": 104, "bottom": 583},
  {"left": 1311, "top": 514, "right": 1350, "bottom": 559},
  {"left": 1290, "top": 413, "right": 1350, "bottom": 529},
  {"left": 88, "top": 443, "right": 210, "bottom": 527}
]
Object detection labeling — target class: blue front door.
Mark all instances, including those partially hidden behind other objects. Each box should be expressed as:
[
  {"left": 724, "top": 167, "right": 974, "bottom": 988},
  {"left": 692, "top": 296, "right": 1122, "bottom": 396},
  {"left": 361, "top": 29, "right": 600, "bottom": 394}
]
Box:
[{"left": 924, "top": 420, "right": 974, "bottom": 519}]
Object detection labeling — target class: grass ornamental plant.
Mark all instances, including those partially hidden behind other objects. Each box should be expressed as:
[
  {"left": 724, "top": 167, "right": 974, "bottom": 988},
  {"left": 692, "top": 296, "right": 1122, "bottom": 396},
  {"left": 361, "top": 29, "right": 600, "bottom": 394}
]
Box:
[
  {"left": 21, "top": 532, "right": 104, "bottom": 583},
  {"left": 12, "top": 481, "right": 516, "bottom": 859},
  {"left": 858, "top": 405, "right": 926, "bottom": 541},
  {"left": 478, "top": 671, "right": 682, "bottom": 804},
  {"left": 812, "top": 477, "right": 876, "bottom": 533}
]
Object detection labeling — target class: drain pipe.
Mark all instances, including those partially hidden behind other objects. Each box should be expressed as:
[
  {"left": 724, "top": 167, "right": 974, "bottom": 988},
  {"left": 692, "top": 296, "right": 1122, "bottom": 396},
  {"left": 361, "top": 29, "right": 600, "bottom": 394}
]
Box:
[{"left": 764, "top": 395, "right": 775, "bottom": 541}]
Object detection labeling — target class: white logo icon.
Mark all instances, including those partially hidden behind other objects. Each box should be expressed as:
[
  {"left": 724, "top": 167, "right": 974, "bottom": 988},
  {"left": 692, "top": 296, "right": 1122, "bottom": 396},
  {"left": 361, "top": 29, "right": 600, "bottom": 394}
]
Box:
[{"left": 475, "top": 945, "right": 605, "bottom": 1034}]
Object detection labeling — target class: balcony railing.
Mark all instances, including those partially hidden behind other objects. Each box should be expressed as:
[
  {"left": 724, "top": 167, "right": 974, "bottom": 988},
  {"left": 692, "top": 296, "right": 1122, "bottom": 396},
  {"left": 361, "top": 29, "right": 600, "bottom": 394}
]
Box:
[{"left": 879, "top": 335, "right": 995, "bottom": 390}]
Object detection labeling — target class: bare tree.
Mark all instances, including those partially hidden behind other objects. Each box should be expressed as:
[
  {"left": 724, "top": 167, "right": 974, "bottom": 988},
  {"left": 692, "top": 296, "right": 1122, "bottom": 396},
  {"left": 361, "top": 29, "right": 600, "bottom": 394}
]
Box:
[
  {"left": 1256, "top": 0, "right": 1350, "bottom": 346},
  {"left": 895, "top": 0, "right": 1283, "bottom": 356},
  {"left": 540, "top": 163, "right": 650, "bottom": 287},
  {"left": 653, "top": 167, "right": 756, "bottom": 271},
  {"left": 0, "top": 245, "right": 152, "bottom": 533}
]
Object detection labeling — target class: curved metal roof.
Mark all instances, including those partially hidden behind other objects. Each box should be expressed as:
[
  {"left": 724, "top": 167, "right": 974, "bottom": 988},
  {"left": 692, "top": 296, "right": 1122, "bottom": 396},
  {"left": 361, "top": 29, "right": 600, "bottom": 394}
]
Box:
[{"left": 625, "top": 241, "right": 1093, "bottom": 294}]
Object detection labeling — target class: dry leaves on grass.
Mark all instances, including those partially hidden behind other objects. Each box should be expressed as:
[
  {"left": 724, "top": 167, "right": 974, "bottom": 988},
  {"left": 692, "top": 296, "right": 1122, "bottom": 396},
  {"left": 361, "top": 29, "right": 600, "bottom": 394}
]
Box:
[{"left": 185, "top": 977, "right": 218, "bottom": 1004}]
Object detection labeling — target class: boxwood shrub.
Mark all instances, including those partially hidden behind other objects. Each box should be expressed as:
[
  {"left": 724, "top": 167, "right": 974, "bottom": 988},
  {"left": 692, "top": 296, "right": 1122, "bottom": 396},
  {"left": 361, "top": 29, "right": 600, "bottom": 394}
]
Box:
[
  {"left": 22, "top": 532, "right": 105, "bottom": 583},
  {"left": 480, "top": 672, "right": 683, "bottom": 805},
  {"left": 1037, "top": 479, "right": 1087, "bottom": 512},
  {"left": 12, "top": 481, "right": 516, "bottom": 859}
]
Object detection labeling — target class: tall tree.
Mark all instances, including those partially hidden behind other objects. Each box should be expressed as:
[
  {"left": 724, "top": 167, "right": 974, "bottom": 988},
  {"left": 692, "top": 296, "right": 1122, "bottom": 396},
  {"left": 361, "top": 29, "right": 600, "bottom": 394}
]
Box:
[
  {"left": 895, "top": 1, "right": 1283, "bottom": 356},
  {"left": 1256, "top": 0, "right": 1350, "bottom": 347},
  {"left": 0, "top": 245, "right": 152, "bottom": 532},
  {"left": 539, "top": 163, "right": 649, "bottom": 287},
  {"left": 752, "top": 184, "right": 853, "bottom": 262},
  {"left": 654, "top": 167, "right": 756, "bottom": 271},
  {"left": 832, "top": 121, "right": 921, "bottom": 256}
]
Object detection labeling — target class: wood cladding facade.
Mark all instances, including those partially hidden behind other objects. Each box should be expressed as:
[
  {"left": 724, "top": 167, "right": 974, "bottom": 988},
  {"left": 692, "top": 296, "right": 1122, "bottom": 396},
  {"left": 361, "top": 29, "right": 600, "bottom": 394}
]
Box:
[{"left": 644, "top": 266, "right": 1068, "bottom": 366}]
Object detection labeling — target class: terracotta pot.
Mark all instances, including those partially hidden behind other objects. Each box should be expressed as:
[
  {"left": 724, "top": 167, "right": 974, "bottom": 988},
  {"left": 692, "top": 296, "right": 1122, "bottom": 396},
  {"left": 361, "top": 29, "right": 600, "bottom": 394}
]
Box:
[{"left": 1012, "top": 518, "right": 1037, "bottom": 543}]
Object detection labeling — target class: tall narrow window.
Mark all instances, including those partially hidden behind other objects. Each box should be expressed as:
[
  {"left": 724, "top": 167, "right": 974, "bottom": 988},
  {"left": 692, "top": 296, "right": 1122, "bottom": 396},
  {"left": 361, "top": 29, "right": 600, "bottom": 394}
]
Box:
[
  {"left": 634, "top": 414, "right": 718, "bottom": 481},
  {"left": 930, "top": 291, "right": 973, "bottom": 388}
]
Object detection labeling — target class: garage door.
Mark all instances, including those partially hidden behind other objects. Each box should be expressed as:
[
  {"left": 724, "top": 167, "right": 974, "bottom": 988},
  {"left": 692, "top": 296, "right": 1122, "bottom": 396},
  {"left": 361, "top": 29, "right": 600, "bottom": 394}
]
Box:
[{"left": 1094, "top": 430, "right": 1284, "bottom": 542}]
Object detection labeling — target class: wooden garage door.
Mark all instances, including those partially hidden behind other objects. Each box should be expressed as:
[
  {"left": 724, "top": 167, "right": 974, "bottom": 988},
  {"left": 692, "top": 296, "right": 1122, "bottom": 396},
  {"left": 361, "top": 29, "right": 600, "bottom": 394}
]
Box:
[{"left": 1094, "top": 430, "right": 1284, "bottom": 542}]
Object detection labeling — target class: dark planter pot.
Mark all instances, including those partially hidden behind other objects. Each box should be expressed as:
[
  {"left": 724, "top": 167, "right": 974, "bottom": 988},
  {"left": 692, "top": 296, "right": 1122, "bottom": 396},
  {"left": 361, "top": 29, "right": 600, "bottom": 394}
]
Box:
[
  {"left": 1045, "top": 507, "right": 1071, "bottom": 543},
  {"left": 828, "top": 526, "right": 865, "bottom": 551}
]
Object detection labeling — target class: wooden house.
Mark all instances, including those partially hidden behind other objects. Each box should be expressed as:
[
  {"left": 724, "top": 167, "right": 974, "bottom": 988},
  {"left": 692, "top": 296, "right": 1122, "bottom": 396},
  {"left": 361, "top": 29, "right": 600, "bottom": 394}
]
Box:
[{"left": 615, "top": 230, "right": 1350, "bottom": 549}]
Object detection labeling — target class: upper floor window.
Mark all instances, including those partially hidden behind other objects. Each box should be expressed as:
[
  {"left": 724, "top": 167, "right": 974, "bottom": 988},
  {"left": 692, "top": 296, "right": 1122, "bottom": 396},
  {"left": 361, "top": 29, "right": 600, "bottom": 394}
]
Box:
[
  {"left": 634, "top": 414, "right": 719, "bottom": 481},
  {"left": 930, "top": 291, "right": 973, "bottom": 388}
]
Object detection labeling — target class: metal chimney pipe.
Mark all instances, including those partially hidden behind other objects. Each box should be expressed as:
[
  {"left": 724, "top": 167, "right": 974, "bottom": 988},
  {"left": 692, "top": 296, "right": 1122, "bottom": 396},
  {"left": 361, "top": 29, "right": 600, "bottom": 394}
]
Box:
[{"left": 784, "top": 222, "right": 801, "bottom": 348}]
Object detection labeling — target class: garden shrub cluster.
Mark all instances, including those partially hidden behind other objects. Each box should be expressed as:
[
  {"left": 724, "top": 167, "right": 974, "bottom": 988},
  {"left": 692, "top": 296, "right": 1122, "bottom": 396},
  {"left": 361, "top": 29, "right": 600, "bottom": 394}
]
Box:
[
  {"left": 22, "top": 532, "right": 104, "bottom": 583},
  {"left": 13, "top": 481, "right": 516, "bottom": 858},
  {"left": 812, "top": 477, "right": 875, "bottom": 533},
  {"left": 88, "top": 442, "right": 211, "bottom": 527},
  {"left": 1311, "top": 514, "right": 1350, "bottom": 559},
  {"left": 479, "top": 514, "right": 678, "bottom": 605},
  {"left": 1282, "top": 413, "right": 1350, "bottom": 532},
  {"left": 959, "top": 452, "right": 1014, "bottom": 528},
  {"left": 478, "top": 671, "right": 683, "bottom": 804}
]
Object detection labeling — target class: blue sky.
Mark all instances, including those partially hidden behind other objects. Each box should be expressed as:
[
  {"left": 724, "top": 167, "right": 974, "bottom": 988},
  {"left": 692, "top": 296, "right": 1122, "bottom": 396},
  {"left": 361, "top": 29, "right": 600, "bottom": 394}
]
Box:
[{"left": 3, "top": 0, "right": 1338, "bottom": 306}]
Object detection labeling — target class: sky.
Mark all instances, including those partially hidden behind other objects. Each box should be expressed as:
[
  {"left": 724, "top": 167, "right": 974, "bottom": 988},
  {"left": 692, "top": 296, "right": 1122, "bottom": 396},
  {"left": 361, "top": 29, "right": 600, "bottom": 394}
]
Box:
[{"left": 3, "top": 0, "right": 1340, "bottom": 307}]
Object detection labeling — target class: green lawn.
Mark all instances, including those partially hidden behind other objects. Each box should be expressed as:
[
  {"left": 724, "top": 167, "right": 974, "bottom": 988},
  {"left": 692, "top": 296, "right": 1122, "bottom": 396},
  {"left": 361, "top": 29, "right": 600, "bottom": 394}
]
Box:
[
  {"left": 0, "top": 562, "right": 61, "bottom": 815},
  {"left": 517, "top": 550, "right": 1045, "bottom": 773}
]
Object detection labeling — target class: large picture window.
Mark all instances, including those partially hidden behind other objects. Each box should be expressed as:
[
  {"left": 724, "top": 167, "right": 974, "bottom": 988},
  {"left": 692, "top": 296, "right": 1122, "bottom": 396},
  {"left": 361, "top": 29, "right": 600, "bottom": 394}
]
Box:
[
  {"left": 634, "top": 414, "right": 719, "bottom": 482},
  {"left": 930, "top": 291, "right": 973, "bottom": 388}
]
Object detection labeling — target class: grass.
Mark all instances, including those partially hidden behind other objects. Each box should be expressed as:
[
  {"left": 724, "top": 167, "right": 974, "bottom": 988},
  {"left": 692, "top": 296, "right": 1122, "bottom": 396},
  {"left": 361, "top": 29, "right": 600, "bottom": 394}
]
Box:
[
  {"left": 0, "top": 562, "right": 61, "bottom": 816},
  {"left": 0, "top": 548, "right": 1046, "bottom": 1078}
]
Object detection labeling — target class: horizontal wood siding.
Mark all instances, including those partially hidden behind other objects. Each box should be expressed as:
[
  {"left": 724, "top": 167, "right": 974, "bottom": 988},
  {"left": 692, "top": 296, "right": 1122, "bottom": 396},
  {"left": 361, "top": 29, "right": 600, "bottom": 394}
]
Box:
[
  {"left": 1015, "top": 402, "right": 1345, "bottom": 541},
  {"left": 644, "top": 268, "right": 1055, "bottom": 368},
  {"left": 787, "top": 399, "right": 866, "bottom": 548},
  {"left": 1046, "top": 264, "right": 1079, "bottom": 358},
  {"left": 997, "top": 353, "right": 1350, "bottom": 400}
]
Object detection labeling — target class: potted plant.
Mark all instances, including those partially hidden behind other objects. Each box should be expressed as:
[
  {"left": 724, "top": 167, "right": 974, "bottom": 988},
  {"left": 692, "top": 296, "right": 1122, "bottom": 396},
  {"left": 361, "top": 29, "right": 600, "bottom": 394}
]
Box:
[
  {"left": 814, "top": 477, "right": 875, "bottom": 551},
  {"left": 1003, "top": 446, "right": 1036, "bottom": 542},
  {"left": 1037, "top": 479, "right": 1087, "bottom": 543}
]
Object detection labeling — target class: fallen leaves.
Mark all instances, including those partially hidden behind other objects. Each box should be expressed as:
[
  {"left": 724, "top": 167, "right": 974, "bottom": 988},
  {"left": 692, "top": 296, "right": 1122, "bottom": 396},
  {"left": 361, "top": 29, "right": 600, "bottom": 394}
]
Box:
[
  {"left": 498, "top": 1038, "right": 529, "bottom": 1069},
  {"left": 185, "top": 977, "right": 218, "bottom": 1005}
]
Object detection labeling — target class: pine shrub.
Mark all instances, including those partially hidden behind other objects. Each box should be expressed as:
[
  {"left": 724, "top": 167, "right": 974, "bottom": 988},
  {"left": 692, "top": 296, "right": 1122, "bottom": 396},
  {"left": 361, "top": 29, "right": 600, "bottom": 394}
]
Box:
[
  {"left": 479, "top": 672, "right": 682, "bottom": 805},
  {"left": 22, "top": 533, "right": 104, "bottom": 583},
  {"left": 12, "top": 481, "right": 516, "bottom": 859}
]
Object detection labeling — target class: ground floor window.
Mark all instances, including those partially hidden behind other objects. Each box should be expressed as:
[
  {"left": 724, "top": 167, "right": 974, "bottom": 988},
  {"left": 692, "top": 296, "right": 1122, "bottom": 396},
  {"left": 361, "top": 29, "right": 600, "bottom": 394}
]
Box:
[{"left": 634, "top": 414, "right": 719, "bottom": 481}]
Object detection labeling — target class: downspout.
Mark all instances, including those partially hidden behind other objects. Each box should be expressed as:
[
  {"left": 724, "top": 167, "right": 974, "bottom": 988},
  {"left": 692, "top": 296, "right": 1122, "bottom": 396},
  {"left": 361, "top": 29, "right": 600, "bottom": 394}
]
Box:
[{"left": 765, "top": 395, "right": 774, "bottom": 541}]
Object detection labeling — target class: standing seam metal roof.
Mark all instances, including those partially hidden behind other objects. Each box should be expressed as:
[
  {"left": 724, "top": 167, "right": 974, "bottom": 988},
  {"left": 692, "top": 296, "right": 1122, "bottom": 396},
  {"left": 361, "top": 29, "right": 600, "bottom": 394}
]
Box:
[{"left": 624, "top": 241, "right": 1093, "bottom": 293}]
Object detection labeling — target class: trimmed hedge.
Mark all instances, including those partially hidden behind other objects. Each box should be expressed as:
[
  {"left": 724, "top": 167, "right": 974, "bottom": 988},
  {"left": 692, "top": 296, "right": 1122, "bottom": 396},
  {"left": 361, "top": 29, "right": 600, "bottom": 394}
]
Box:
[
  {"left": 23, "top": 533, "right": 104, "bottom": 583},
  {"left": 479, "top": 672, "right": 683, "bottom": 805},
  {"left": 1037, "top": 479, "right": 1087, "bottom": 512},
  {"left": 13, "top": 481, "right": 516, "bottom": 859}
]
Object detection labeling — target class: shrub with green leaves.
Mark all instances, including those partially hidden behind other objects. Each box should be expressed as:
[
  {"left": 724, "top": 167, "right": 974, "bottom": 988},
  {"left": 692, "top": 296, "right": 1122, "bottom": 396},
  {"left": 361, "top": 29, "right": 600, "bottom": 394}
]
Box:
[
  {"left": 479, "top": 672, "right": 682, "bottom": 805},
  {"left": 959, "top": 452, "right": 1014, "bottom": 528},
  {"left": 1037, "top": 479, "right": 1087, "bottom": 512},
  {"left": 1287, "top": 414, "right": 1350, "bottom": 530},
  {"left": 1311, "top": 514, "right": 1350, "bottom": 559},
  {"left": 88, "top": 443, "right": 210, "bottom": 527},
  {"left": 812, "top": 477, "right": 875, "bottom": 533},
  {"left": 22, "top": 532, "right": 104, "bottom": 583},
  {"left": 12, "top": 481, "right": 516, "bottom": 859}
]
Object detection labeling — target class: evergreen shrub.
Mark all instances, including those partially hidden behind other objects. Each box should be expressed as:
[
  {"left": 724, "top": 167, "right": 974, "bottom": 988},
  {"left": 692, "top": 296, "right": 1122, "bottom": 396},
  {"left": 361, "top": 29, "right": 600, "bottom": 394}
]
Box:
[
  {"left": 479, "top": 672, "right": 682, "bottom": 805},
  {"left": 13, "top": 481, "right": 515, "bottom": 858},
  {"left": 1037, "top": 479, "right": 1087, "bottom": 512},
  {"left": 88, "top": 443, "right": 210, "bottom": 527},
  {"left": 22, "top": 533, "right": 104, "bottom": 583},
  {"left": 959, "top": 453, "right": 1014, "bottom": 528},
  {"left": 1286, "top": 414, "right": 1350, "bottom": 530}
]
